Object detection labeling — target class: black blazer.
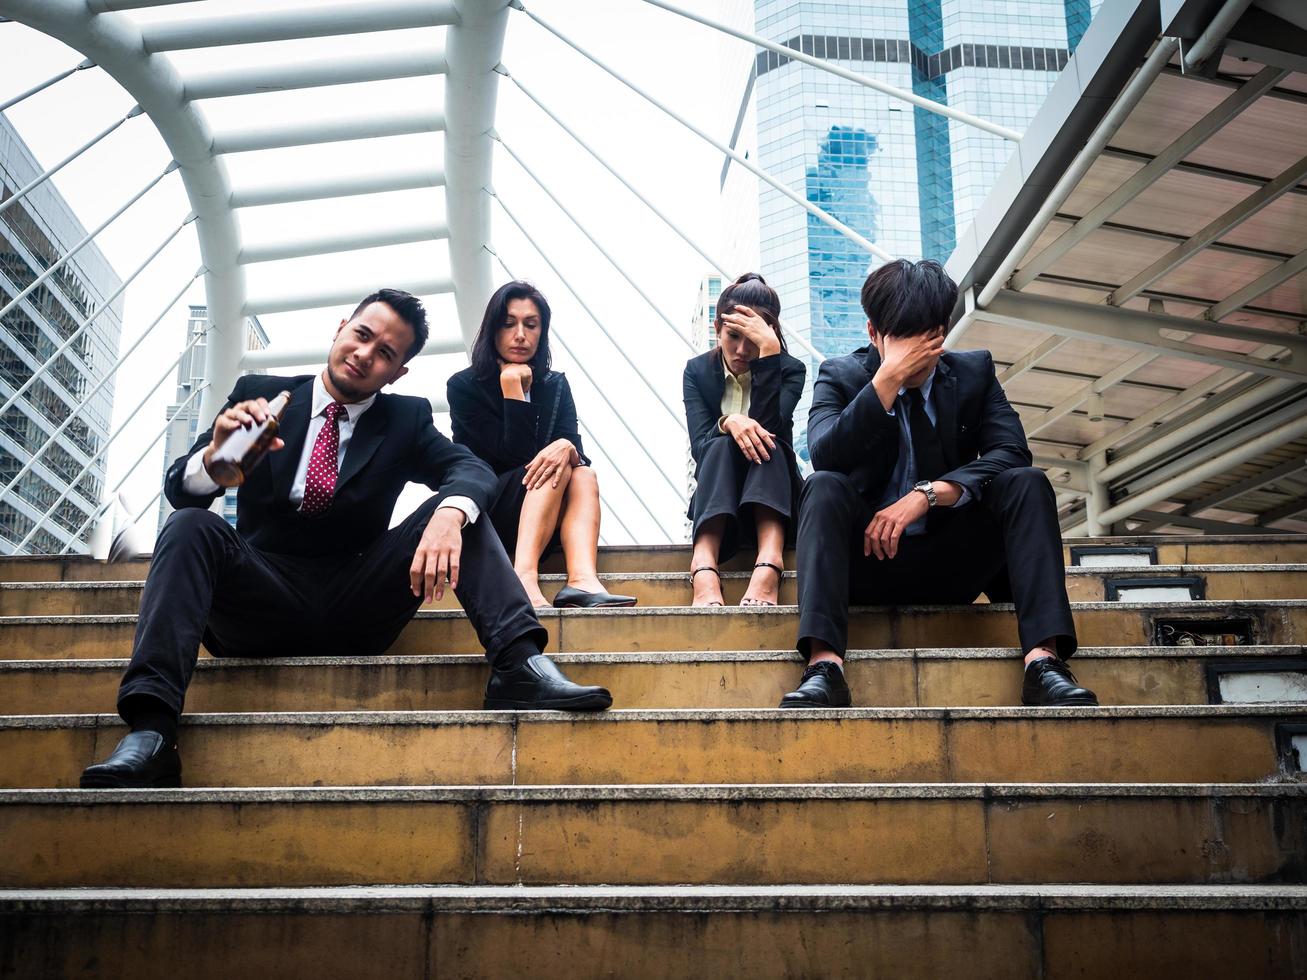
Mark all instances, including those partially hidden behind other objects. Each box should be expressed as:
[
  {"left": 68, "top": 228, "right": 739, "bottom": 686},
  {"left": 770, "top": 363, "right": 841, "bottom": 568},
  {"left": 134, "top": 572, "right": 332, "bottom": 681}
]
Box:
[
  {"left": 446, "top": 367, "right": 590, "bottom": 476},
  {"left": 808, "top": 346, "right": 1031, "bottom": 504},
  {"left": 683, "top": 348, "right": 807, "bottom": 488},
  {"left": 164, "top": 373, "right": 496, "bottom": 559}
]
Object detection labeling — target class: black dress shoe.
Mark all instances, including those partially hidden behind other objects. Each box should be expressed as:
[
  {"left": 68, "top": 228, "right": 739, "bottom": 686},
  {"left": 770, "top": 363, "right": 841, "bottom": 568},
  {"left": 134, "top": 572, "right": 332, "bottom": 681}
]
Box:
[
  {"left": 80, "top": 731, "right": 182, "bottom": 788},
  {"left": 552, "top": 585, "right": 637, "bottom": 608},
  {"left": 1021, "top": 657, "right": 1099, "bottom": 706},
  {"left": 484, "top": 654, "right": 613, "bottom": 711},
  {"left": 778, "top": 662, "right": 852, "bottom": 708}
]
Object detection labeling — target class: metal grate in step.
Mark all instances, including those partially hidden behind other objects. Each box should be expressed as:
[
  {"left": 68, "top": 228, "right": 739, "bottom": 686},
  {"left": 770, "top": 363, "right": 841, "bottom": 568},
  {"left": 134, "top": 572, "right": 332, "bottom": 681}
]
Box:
[
  {"left": 1070, "top": 545, "right": 1157, "bottom": 567},
  {"left": 1106, "top": 576, "right": 1205, "bottom": 602},
  {"left": 1154, "top": 616, "right": 1255, "bottom": 647},
  {"left": 1208, "top": 659, "right": 1307, "bottom": 705}
]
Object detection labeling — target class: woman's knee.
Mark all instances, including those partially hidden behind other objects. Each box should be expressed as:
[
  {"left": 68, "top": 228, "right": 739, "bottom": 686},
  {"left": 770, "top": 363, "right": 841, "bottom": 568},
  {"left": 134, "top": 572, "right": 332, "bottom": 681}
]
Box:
[{"left": 568, "top": 464, "right": 598, "bottom": 496}]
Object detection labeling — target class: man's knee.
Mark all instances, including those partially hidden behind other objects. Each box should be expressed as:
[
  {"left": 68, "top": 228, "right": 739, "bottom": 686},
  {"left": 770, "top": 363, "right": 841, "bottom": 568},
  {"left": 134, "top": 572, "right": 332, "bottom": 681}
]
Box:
[
  {"left": 159, "top": 506, "right": 232, "bottom": 543},
  {"left": 802, "top": 470, "right": 858, "bottom": 508},
  {"left": 991, "top": 466, "right": 1052, "bottom": 496}
]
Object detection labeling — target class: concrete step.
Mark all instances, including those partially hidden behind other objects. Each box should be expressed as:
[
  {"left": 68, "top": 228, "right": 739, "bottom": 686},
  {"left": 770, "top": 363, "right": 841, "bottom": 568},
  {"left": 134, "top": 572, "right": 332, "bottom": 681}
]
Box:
[
  {"left": 4, "top": 564, "right": 1303, "bottom": 615},
  {"left": 2, "top": 783, "right": 1302, "bottom": 889},
  {"left": 4, "top": 646, "right": 1303, "bottom": 715},
  {"left": 2, "top": 600, "right": 1303, "bottom": 659},
  {"left": 2, "top": 884, "right": 1305, "bottom": 978},
  {"left": 2, "top": 534, "right": 1304, "bottom": 583},
  {"left": 4, "top": 705, "right": 1303, "bottom": 789}
]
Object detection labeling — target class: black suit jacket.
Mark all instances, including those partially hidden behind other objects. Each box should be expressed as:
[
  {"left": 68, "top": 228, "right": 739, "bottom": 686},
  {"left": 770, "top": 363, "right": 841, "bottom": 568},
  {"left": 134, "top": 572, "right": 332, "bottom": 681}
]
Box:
[
  {"left": 446, "top": 367, "right": 590, "bottom": 475},
  {"left": 683, "top": 348, "right": 807, "bottom": 488},
  {"left": 164, "top": 373, "right": 497, "bottom": 558},
  {"left": 807, "top": 346, "right": 1031, "bottom": 504}
]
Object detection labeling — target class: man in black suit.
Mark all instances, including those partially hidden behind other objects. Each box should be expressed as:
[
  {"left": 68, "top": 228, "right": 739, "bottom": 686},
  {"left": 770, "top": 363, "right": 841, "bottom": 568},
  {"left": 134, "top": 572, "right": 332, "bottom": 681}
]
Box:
[
  {"left": 781, "top": 260, "right": 1097, "bottom": 708},
  {"left": 81, "top": 288, "right": 611, "bottom": 788}
]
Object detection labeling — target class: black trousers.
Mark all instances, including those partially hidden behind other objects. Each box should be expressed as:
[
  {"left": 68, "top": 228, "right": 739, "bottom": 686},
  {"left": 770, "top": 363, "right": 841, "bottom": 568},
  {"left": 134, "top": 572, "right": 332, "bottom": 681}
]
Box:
[
  {"left": 796, "top": 466, "right": 1076, "bottom": 659},
  {"left": 689, "top": 436, "right": 795, "bottom": 562},
  {"left": 117, "top": 495, "right": 547, "bottom": 717}
]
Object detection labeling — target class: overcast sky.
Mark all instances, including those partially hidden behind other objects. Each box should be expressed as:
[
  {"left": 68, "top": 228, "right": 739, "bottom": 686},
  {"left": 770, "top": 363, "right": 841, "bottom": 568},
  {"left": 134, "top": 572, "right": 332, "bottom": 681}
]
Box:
[{"left": 2, "top": 0, "right": 741, "bottom": 547}]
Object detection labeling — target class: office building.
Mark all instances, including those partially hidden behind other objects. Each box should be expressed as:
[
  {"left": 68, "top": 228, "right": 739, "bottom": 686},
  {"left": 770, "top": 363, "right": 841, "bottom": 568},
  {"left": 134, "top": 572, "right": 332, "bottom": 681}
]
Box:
[{"left": 0, "top": 113, "right": 124, "bottom": 555}]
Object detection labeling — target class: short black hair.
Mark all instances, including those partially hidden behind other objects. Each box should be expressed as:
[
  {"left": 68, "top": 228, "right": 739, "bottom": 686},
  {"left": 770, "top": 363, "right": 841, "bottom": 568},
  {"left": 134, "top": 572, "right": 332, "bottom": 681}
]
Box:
[
  {"left": 350, "top": 288, "right": 428, "bottom": 362},
  {"left": 715, "top": 272, "right": 787, "bottom": 352},
  {"left": 470, "top": 280, "right": 553, "bottom": 381},
  {"left": 859, "top": 259, "right": 958, "bottom": 339}
]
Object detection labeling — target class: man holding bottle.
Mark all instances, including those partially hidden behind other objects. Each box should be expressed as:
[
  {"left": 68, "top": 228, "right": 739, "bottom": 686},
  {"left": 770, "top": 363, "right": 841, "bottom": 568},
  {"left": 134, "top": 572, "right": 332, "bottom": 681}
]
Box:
[{"left": 81, "top": 288, "right": 612, "bottom": 789}]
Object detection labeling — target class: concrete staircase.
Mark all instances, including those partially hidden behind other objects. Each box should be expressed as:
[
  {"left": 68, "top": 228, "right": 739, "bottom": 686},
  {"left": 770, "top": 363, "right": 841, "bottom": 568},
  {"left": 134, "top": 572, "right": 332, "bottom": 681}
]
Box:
[{"left": 1, "top": 535, "right": 1305, "bottom": 978}]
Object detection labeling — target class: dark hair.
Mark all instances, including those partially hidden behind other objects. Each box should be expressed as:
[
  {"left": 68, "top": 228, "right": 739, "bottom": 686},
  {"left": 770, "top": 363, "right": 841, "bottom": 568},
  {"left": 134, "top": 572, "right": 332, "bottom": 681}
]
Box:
[
  {"left": 350, "top": 288, "right": 429, "bottom": 362},
  {"left": 715, "top": 272, "right": 787, "bottom": 351},
  {"left": 859, "top": 259, "right": 957, "bottom": 339},
  {"left": 469, "top": 280, "right": 553, "bottom": 380}
]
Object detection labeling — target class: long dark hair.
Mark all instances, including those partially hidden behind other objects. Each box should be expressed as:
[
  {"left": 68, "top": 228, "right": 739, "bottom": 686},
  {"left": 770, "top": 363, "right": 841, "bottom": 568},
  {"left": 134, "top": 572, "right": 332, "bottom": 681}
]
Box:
[
  {"left": 715, "top": 272, "right": 787, "bottom": 352},
  {"left": 469, "top": 280, "right": 554, "bottom": 380}
]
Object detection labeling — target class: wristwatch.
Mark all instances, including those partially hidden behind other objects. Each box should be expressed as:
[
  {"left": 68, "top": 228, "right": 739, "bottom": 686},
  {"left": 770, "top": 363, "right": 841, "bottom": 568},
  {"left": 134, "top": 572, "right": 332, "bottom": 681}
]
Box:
[{"left": 912, "top": 480, "right": 937, "bottom": 507}]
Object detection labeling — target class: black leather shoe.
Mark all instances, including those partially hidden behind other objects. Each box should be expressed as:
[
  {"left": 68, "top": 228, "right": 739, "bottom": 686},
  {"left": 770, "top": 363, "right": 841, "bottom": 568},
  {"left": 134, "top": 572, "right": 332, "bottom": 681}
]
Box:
[
  {"left": 552, "top": 585, "right": 637, "bottom": 608},
  {"left": 79, "top": 731, "right": 182, "bottom": 788},
  {"left": 1021, "top": 657, "right": 1099, "bottom": 706},
  {"left": 484, "top": 654, "right": 613, "bottom": 711},
  {"left": 778, "top": 662, "right": 852, "bottom": 708}
]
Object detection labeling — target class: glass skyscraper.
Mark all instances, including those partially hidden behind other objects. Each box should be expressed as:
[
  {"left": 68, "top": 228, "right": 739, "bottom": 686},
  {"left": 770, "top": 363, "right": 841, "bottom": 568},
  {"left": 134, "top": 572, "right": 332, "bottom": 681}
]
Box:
[
  {"left": 0, "top": 113, "right": 124, "bottom": 555},
  {"left": 722, "top": 0, "right": 1103, "bottom": 458}
]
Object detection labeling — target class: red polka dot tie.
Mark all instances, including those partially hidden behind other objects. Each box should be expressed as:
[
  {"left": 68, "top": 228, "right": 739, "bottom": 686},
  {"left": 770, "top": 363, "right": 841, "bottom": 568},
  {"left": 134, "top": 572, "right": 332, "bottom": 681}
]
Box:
[{"left": 301, "top": 402, "right": 344, "bottom": 516}]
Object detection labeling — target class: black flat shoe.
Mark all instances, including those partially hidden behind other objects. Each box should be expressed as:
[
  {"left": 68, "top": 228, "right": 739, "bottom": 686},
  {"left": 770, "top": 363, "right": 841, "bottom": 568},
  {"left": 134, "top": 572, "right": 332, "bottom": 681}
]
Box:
[
  {"left": 80, "top": 731, "right": 182, "bottom": 788},
  {"left": 779, "top": 662, "right": 852, "bottom": 708},
  {"left": 552, "top": 585, "right": 637, "bottom": 608},
  {"left": 1021, "top": 657, "right": 1099, "bottom": 706},
  {"left": 484, "top": 654, "right": 613, "bottom": 711}
]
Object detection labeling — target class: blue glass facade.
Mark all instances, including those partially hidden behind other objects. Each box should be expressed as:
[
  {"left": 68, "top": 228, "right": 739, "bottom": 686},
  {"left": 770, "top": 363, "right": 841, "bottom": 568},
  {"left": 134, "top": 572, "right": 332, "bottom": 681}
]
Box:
[{"left": 743, "top": 1, "right": 1102, "bottom": 460}]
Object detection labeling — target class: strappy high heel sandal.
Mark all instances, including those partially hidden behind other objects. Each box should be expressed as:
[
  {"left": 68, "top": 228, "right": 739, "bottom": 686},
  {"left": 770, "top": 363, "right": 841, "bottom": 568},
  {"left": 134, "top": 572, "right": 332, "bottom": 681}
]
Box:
[
  {"left": 740, "top": 561, "right": 782, "bottom": 607},
  {"left": 690, "top": 566, "right": 723, "bottom": 607}
]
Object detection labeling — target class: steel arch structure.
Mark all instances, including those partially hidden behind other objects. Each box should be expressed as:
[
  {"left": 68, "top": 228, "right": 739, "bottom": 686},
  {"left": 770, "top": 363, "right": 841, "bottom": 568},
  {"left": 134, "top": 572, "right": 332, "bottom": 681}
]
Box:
[{"left": 0, "top": 0, "right": 503, "bottom": 433}]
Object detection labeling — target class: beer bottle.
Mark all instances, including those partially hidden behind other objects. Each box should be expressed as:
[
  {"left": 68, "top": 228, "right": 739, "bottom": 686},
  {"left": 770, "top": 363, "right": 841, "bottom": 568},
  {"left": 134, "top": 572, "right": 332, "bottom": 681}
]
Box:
[{"left": 205, "top": 390, "right": 292, "bottom": 487}]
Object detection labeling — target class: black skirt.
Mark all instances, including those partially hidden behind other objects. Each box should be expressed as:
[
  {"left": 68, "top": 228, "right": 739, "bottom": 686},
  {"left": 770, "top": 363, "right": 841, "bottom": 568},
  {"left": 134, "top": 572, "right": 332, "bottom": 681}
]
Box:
[
  {"left": 687, "top": 436, "right": 798, "bottom": 562},
  {"left": 487, "top": 465, "right": 563, "bottom": 560}
]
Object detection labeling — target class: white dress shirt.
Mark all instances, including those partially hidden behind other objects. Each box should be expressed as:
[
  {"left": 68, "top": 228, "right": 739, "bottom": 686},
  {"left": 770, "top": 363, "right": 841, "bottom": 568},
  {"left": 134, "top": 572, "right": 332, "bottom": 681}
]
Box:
[{"left": 183, "top": 373, "right": 479, "bottom": 523}]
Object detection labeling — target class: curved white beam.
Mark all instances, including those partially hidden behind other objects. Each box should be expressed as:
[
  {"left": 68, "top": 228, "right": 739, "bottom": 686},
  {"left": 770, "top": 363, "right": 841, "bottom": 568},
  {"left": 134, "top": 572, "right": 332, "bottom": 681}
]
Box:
[
  {"left": 211, "top": 109, "right": 444, "bottom": 154},
  {"left": 242, "top": 333, "right": 465, "bottom": 371},
  {"left": 443, "top": 0, "right": 510, "bottom": 347},
  {"left": 140, "top": 0, "right": 458, "bottom": 52},
  {"left": 229, "top": 167, "right": 445, "bottom": 208},
  {"left": 243, "top": 276, "right": 455, "bottom": 317},
  {"left": 0, "top": 0, "right": 248, "bottom": 432},
  {"left": 183, "top": 48, "right": 447, "bottom": 100},
  {"left": 238, "top": 219, "right": 449, "bottom": 265}
]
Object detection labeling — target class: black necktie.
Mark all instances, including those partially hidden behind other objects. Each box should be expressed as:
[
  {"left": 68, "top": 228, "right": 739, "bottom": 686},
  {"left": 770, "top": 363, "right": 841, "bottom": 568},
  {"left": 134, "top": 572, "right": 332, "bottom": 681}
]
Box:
[{"left": 906, "top": 388, "right": 946, "bottom": 482}]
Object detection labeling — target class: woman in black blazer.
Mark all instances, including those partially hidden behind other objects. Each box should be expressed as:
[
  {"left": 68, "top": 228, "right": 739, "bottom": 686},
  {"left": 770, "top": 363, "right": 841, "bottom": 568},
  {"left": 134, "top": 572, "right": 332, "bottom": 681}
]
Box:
[
  {"left": 448, "top": 281, "right": 634, "bottom": 609},
  {"left": 683, "top": 273, "right": 806, "bottom": 606}
]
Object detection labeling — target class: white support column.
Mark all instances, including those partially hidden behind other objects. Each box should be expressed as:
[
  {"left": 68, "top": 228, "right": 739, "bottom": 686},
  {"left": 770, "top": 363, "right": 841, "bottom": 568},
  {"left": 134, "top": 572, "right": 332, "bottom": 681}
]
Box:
[
  {"left": 1083, "top": 452, "right": 1109, "bottom": 537},
  {"left": 183, "top": 48, "right": 447, "bottom": 100},
  {"left": 229, "top": 167, "right": 445, "bottom": 209},
  {"left": 138, "top": 0, "right": 458, "bottom": 52},
  {"left": 238, "top": 219, "right": 449, "bottom": 265},
  {"left": 0, "top": 0, "right": 251, "bottom": 441},
  {"left": 210, "top": 109, "right": 444, "bottom": 154},
  {"left": 243, "top": 275, "right": 454, "bottom": 317},
  {"left": 1182, "top": 0, "right": 1256, "bottom": 71},
  {"left": 444, "top": 0, "right": 510, "bottom": 349}
]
